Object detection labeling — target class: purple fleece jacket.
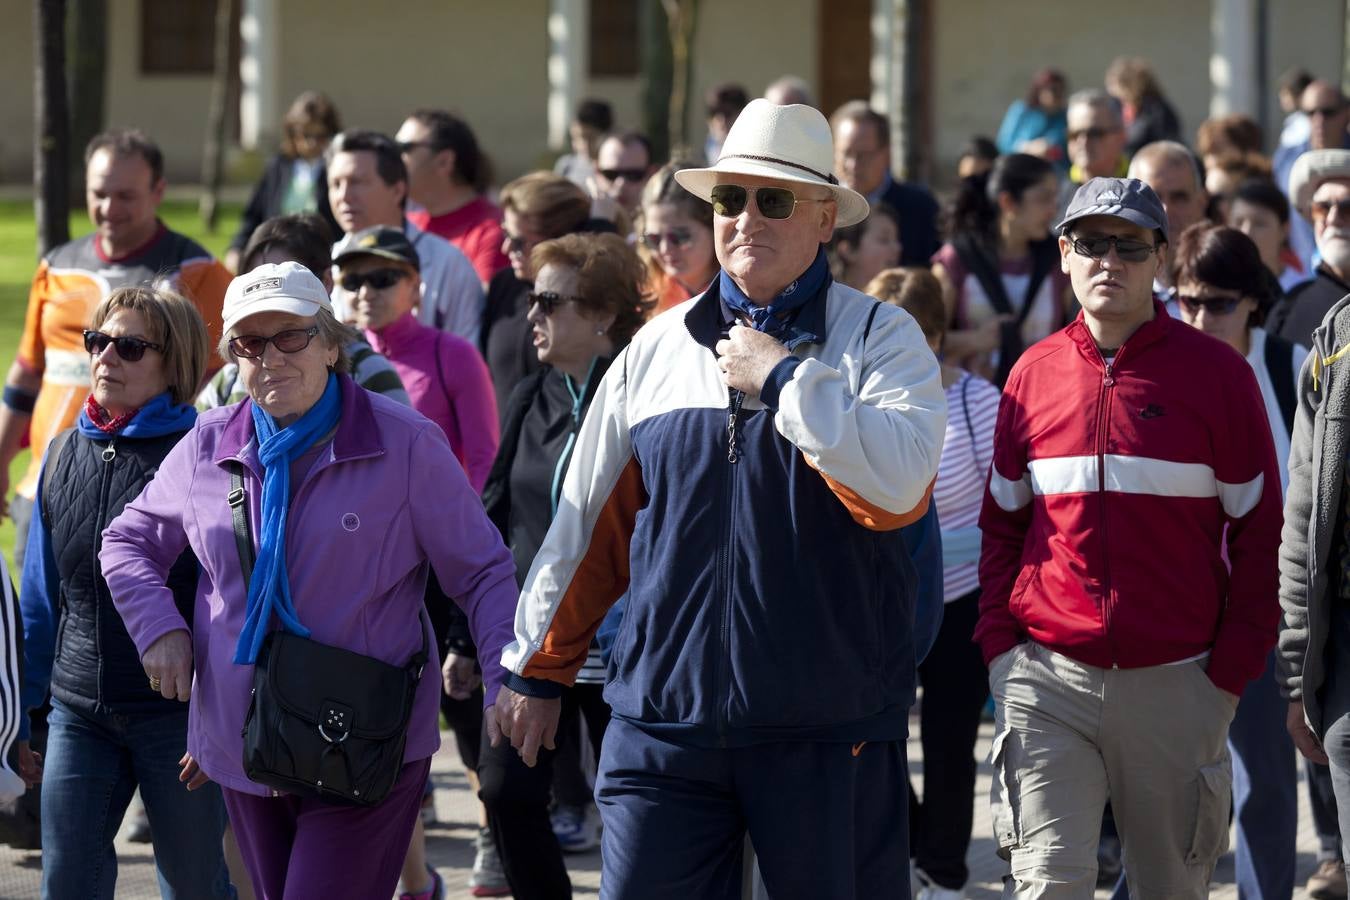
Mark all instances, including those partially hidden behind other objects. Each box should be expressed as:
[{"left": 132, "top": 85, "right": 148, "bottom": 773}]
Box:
[{"left": 99, "top": 375, "right": 519, "bottom": 797}]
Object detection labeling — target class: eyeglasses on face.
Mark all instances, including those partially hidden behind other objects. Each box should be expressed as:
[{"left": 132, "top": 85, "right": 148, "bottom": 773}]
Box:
[
  {"left": 1178, "top": 294, "right": 1244, "bottom": 315},
  {"left": 1068, "top": 126, "right": 1117, "bottom": 142},
  {"left": 526, "top": 290, "right": 585, "bottom": 316},
  {"left": 1068, "top": 234, "right": 1159, "bottom": 263},
  {"left": 339, "top": 267, "right": 408, "bottom": 293},
  {"left": 228, "top": 326, "right": 321, "bottom": 359},
  {"left": 709, "top": 184, "right": 830, "bottom": 220},
  {"left": 504, "top": 233, "right": 531, "bottom": 254},
  {"left": 83, "top": 330, "right": 161, "bottom": 362},
  {"left": 1306, "top": 105, "right": 1345, "bottom": 119},
  {"left": 640, "top": 229, "right": 694, "bottom": 250},
  {"left": 396, "top": 140, "right": 437, "bottom": 155},
  {"left": 1311, "top": 198, "right": 1350, "bottom": 220},
  {"left": 598, "top": 168, "right": 648, "bottom": 183}
]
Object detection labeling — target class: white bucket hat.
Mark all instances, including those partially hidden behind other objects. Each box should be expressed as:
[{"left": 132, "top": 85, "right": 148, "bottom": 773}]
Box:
[{"left": 675, "top": 98, "right": 870, "bottom": 228}]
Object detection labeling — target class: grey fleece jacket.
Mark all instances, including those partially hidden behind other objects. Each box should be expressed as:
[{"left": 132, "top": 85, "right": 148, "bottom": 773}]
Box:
[{"left": 1279, "top": 291, "right": 1350, "bottom": 734}]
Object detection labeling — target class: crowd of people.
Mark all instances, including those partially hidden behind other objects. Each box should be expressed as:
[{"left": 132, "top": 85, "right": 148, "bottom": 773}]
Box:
[{"left": 0, "top": 51, "right": 1349, "bottom": 900}]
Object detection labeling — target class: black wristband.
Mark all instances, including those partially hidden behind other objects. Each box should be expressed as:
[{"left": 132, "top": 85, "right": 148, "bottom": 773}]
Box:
[{"left": 2, "top": 386, "right": 36, "bottom": 414}]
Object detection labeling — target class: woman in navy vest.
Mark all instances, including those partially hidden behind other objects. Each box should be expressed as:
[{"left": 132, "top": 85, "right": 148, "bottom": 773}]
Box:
[{"left": 17, "top": 286, "right": 235, "bottom": 898}]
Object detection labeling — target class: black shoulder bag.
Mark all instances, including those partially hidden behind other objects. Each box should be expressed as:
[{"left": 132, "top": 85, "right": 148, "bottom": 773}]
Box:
[
  {"left": 230, "top": 462, "right": 428, "bottom": 806},
  {"left": 952, "top": 233, "right": 1059, "bottom": 387}
]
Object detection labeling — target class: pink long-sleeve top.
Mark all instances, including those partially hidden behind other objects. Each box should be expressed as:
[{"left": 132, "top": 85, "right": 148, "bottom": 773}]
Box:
[{"left": 366, "top": 311, "right": 499, "bottom": 492}]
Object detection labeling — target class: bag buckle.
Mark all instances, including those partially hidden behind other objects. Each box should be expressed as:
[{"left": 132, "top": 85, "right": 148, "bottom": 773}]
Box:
[
  {"left": 318, "top": 701, "right": 353, "bottom": 743},
  {"left": 227, "top": 487, "right": 246, "bottom": 508}
]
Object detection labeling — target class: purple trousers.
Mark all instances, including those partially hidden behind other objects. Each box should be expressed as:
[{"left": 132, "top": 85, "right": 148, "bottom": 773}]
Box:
[{"left": 221, "top": 758, "right": 430, "bottom": 899}]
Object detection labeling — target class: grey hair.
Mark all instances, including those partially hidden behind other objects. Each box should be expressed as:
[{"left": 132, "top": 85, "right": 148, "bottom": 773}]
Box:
[
  {"left": 218, "top": 306, "right": 356, "bottom": 374},
  {"left": 1067, "top": 89, "right": 1124, "bottom": 129},
  {"left": 1128, "top": 140, "right": 1206, "bottom": 192}
]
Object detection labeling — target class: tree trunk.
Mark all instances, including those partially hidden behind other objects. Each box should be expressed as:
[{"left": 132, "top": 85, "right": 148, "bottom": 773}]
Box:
[
  {"left": 66, "top": 0, "right": 107, "bottom": 200},
  {"left": 663, "top": 0, "right": 700, "bottom": 158},
  {"left": 199, "top": 0, "right": 235, "bottom": 231},
  {"left": 34, "top": 0, "right": 70, "bottom": 259},
  {"left": 639, "top": 0, "right": 672, "bottom": 164}
]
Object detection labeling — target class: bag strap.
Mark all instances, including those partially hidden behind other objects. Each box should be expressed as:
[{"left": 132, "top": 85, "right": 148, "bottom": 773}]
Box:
[
  {"left": 1264, "top": 332, "right": 1297, "bottom": 437},
  {"left": 227, "top": 460, "right": 429, "bottom": 675}
]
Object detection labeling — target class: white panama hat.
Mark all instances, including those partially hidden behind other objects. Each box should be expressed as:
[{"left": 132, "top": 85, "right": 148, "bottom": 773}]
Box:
[{"left": 675, "top": 98, "right": 871, "bottom": 228}]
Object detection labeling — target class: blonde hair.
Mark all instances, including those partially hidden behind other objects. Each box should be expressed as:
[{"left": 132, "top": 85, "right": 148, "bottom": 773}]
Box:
[
  {"left": 91, "top": 286, "right": 209, "bottom": 406},
  {"left": 864, "top": 267, "right": 946, "bottom": 343},
  {"left": 499, "top": 172, "right": 591, "bottom": 238}
]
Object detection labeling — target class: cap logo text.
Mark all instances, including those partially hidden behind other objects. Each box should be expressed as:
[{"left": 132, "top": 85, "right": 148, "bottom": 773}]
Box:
[{"left": 244, "top": 278, "right": 282, "bottom": 295}]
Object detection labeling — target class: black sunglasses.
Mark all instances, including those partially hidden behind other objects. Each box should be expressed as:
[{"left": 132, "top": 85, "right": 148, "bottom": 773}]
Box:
[
  {"left": 527, "top": 290, "right": 585, "bottom": 315},
  {"left": 504, "top": 233, "right": 530, "bottom": 254},
  {"left": 1069, "top": 234, "right": 1159, "bottom": 263},
  {"left": 396, "top": 140, "right": 437, "bottom": 154},
  {"left": 709, "top": 184, "right": 829, "bottom": 220},
  {"left": 1311, "top": 198, "right": 1350, "bottom": 219},
  {"left": 640, "top": 229, "right": 694, "bottom": 249},
  {"left": 598, "top": 167, "right": 648, "bottom": 183},
  {"left": 1178, "top": 294, "right": 1244, "bottom": 315},
  {"left": 83, "top": 330, "right": 162, "bottom": 362},
  {"left": 1068, "top": 126, "right": 1117, "bottom": 142},
  {"left": 339, "top": 267, "right": 409, "bottom": 293},
  {"left": 1307, "top": 105, "right": 1345, "bottom": 118},
  {"left": 228, "top": 326, "right": 321, "bottom": 359}
]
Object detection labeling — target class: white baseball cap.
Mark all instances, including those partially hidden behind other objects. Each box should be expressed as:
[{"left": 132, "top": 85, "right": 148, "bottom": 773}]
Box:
[{"left": 222, "top": 261, "right": 333, "bottom": 334}]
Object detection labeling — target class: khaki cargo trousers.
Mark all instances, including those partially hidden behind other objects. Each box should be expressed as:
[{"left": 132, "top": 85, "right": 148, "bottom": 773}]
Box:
[{"left": 988, "top": 641, "right": 1238, "bottom": 899}]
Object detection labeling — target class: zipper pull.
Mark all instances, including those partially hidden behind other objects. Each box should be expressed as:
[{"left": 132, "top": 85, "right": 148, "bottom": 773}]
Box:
[
  {"left": 727, "top": 409, "right": 739, "bottom": 463},
  {"left": 101, "top": 440, "right": 116, "bottom": 462},
  {"left": 1102, "top": 364, "right": 1115, "bottom": 388}
]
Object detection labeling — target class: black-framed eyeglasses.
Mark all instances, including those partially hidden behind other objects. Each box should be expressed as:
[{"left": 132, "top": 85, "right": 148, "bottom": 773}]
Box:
[
  {"left": 83, "top": 330, "right": 162, "bottom": 362},
  {"left": 598, "top": 167, "right": 648, "bottom": 183},
  {"left": 1311, "top": 198, "right": 1350, "bottom": 219},
  {"left": 1067, "top": 126, "right": 1117, "bottom": 142},
  {"left": 640, "top": 228, "right": 694, "bottom": 249},
  {"left": 1178, "top": 294, "right": 1244, "bottom": 315},
  {"left": 709, "top": 184, "right": 830, "bottom": 220},
  {"left": 228, "top": 326, "right": 321, "bottom": 359},
  {"left": 504, "top": 233, "right": 530, "bottom": 254},
  {"left": 527, "top": 290, "right": 586, "bottom": 315},
  {"left": 1068, "top": 234, "right": 1159, "bottom": 263},
  {"left": 339, "top": 268, "right": 409, "bottom": 293},
  {"left": 396, "top": 140, "right": 437, "bottom": 154}
]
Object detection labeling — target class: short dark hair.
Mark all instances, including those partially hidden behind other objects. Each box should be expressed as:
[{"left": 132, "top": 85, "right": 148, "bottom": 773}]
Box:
[
  {"left": 1232, "top": 177, "right": 1290, "bottom": 225},
  {"left": 1171, "top": 223, "right": 1275, "bottom": 323},
  {"left": 408, "top": 109, "right": 492, "bottom": 193},
  {"left": 1279, "top": 67, "right": 1315, "bottom": 99},
  {"left": 325, "top": 130, "right": 407, "bottom": 190},
  {"left": 608, "top": 131, "right": 654, "bottom": 167},
  {"left": 575, "top": 99, "right": 613, "bottom": 132},
  {"left": 85, "top": 128, "right": 165, "bottom": 184},
  {"left": 241, "top": 213, "right": 335, "bottom": 279},
  {"left": 705, "top": 83, "right": 749, "bottom": 119},
  {"left": 830, "top": 101, "right": 890, "bottom": 148},
  {"left": 960, "top": 136, "right": 999, "bottom": 164}
]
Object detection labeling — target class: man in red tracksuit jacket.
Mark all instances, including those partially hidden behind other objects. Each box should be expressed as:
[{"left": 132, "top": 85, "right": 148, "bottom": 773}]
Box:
[{"left": 975, "top": 177, "right": 1283, "bottom": 898}]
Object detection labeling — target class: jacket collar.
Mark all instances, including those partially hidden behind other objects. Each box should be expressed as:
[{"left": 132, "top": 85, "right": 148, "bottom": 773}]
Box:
[
  {"left": 684, "top": 269, "right": 828, "bottom": 352},
  {"left": 214, "top": 373, "right": 383, "bottom": 468},
  {"left": 1065, "top": 298, "right": 1170, "bottom": 365}
]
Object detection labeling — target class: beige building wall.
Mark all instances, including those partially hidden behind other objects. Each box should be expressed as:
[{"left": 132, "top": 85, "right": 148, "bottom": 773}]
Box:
[{"left": 0, "top": 3, "right": 36, "bottom": 183}]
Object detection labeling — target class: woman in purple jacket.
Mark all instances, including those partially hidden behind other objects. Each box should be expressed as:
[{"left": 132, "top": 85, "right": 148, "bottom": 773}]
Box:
[{"left": 99, "top": 261, "right": 521, "bottom": 900}]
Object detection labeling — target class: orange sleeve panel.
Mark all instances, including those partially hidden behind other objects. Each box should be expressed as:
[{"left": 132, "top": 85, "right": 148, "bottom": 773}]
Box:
[
  {"left": 17, "top": 262, "right": 50, "bottom": 371},
  {"left": 522, "top": 457, "right": 646, "bottom": 683},
  {"left": 176, "top": 259, "right": 232, "bottom": 371},
  {"left": 804, "top": 452, "right": 934, "bottom": 531}
]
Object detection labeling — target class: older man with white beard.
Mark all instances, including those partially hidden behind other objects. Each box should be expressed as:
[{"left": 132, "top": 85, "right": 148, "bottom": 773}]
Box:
[{"left": 1269, "top": 150, "right": 1350, "bottom": 345}]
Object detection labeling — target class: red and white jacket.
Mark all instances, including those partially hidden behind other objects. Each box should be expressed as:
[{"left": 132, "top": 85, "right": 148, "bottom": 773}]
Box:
[{"left": 975, "top": 301, "right": 1282, "bottom": 695}]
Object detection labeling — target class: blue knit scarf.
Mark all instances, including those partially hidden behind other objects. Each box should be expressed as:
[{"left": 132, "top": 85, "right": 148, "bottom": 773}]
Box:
[
  {"left": 233, "top": 373, "right": 341, "bottom": 664},
  {"left": 718, "top": 246, "right": 830, "bottom": 342}
]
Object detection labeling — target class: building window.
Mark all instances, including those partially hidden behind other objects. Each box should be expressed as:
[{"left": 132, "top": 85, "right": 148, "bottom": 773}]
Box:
[
  {"left": 140, "top": 0, "right": 217, "bottom": 75},
  {"left": 590, "top": 0, "right": 639, "bottom": 77}
]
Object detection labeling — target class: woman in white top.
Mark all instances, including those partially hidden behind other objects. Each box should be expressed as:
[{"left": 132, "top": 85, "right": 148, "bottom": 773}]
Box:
[
  {"left": 1173, "top": 222, "right": 1304, "bottom": 899},
  {"left": 867, "top": 267, "right": 1000, "bottom": 900}
]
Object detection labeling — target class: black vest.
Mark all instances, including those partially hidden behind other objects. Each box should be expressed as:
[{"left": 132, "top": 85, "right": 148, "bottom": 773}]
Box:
[{"left": 43, "top": 428, "right": 198, "bottom": 717}]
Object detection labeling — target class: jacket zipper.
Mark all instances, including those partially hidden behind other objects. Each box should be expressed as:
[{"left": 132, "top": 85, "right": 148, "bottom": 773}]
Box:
[
  {"left": 94, "top": 438, "right": 118, "bottom": 706},
  {"left": 714, "top": 388, "right": 744, "bottom": 745},
  {"left": 1094, "top": 353, "right": 1119, "bottom": 667}
]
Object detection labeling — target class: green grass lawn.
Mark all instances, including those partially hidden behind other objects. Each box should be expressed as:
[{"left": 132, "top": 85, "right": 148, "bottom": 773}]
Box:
[{"left": 0, "top": 198, "right": 241, "bottom": 566}]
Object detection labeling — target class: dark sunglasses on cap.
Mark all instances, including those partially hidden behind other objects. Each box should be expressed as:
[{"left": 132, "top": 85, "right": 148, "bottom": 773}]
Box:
[
  {"left": 1068, "top": 234, "right": 1159, "bottom": 263},
  {"left": 228, "top": 326, "right": 321, "bottom": 360},
  {"left": 339, "top": 268, "right": 408, "bottom": 293},
  {"left": 709, "top": 184, "right": 829, "bottom": 220},
  {"left": 83, "top": 330, "right": 162, "bottom": 362},
  {"left": 1178, "top": 294, "right": 1244, "bottom": 315},
  {"left": 598, "top": 167, "right": 648, "bottom": 183},
  {"left": 527, "top": 290, "right": 585, "bottom": 315},
  {"left": 1311, "top": 198, "right": 1350, "bottom": 219},
  {"left": 639, "top": 228, "right": 694, "bottom": 249}
]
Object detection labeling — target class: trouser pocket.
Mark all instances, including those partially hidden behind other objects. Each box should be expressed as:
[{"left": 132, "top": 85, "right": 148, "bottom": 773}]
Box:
[
  {"left": 1185, "top": 756, "right": 1232, "bottom": 866},
  {"left": 988, "top": 727, "right": 1019, "bottom": 859}
]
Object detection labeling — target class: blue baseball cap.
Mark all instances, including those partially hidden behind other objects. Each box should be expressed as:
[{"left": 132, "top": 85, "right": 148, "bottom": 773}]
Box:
[{"left": 1056, "top": 177, "right": 1169, "bottom": 242}]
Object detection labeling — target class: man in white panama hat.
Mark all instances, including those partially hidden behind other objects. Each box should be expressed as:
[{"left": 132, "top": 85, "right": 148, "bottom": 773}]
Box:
[{"left": 491, "top": 98, "right": 946, "bottom": 898}]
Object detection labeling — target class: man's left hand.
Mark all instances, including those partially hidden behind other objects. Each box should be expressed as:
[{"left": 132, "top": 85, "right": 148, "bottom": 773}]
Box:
[
  {"left": 715, "top": 325, "right": 791, "bottom": 397},
  {"left": 485, "top": 687, "right": 561, "bottom": 768}
]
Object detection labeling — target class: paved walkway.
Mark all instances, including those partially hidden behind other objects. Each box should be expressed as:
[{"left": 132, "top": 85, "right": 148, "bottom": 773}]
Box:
[{"left": 0, "top": 717, "right": 1329, "bottom": 898}]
